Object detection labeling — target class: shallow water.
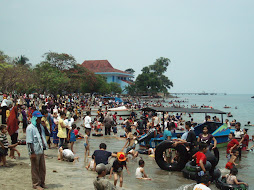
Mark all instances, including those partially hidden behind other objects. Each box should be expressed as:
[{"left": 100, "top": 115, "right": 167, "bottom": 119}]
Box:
[{"left": 73, "top": 94, "right": 254, "bottom": 189}]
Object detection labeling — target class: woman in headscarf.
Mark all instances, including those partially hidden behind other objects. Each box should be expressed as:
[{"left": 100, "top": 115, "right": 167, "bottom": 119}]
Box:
[{"left": 7, "top": 105, "right": 20, "bottom": 159}]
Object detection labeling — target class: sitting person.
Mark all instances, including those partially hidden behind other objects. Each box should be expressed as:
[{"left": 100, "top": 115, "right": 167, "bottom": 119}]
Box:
[
  {"left": 222, "top": 167, "right": 248, "bottom": 186},
  {"left": 135, "top": 160, "right": 151, "bottom": 180},
  {"left": 93, "top": 163, "right": 116, "bottom": 190},
  {"left": 86, "top": 155, "right": 95, "bottom": 171},
  {"left": 74, "top": 127, "right": 84, "bottom": 138},
  {"left": 192, "top": 143, "right": 208, "bottom": 177}
]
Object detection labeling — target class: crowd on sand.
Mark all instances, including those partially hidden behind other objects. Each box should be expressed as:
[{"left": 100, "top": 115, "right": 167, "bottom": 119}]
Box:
[{"left": 0, "top": 93, "right": 253, "bottom": 190}]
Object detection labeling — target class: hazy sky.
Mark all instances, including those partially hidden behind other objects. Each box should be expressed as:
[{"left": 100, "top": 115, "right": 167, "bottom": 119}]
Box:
[{"left": 1, "top": 1, "right": 254, "bottom": 94}]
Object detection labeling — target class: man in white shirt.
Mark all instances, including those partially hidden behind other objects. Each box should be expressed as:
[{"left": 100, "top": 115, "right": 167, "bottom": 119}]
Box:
[
  {"left": 84, "top": 111, "right": 92, "bottom": 135},
  {"left": 234, "top": 122, "right": 244, "bottom": 161}
]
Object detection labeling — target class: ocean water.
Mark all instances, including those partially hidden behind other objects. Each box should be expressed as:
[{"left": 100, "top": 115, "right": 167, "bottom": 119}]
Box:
[
  {"left": 168, "top": 94, "right": 254, "bottom": 135},
  {"left": 74, "top": 94, "right": 254, "bottom": 190}
]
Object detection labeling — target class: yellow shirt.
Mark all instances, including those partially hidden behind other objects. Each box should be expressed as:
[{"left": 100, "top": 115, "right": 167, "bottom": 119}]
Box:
[
  {"left": 6, "top": 110, "right": 10, "bottom": 118},
  {"left": 57, "top": 118, "right": 67, "bottom": 138},
  {"left": 42, "top": 117, "right": 50, "bottom": 131}
]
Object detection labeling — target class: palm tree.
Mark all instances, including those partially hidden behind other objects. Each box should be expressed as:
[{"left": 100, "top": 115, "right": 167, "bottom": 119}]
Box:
[{"left": 15, "top": 55, "right": 31, "bottom": 67}]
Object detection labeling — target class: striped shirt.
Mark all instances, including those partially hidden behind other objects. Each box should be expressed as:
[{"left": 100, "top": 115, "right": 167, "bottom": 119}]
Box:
[{"left": 0, "top": 132, "right": 8, "bottom": 148}]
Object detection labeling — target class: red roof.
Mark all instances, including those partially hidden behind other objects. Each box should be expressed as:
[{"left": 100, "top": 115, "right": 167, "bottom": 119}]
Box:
[
  {"left": 81, "top": 60, "right": 130, "bottom": 75},
  {"left": 121, "top": 79, "right": 134, "bottom": 85}
]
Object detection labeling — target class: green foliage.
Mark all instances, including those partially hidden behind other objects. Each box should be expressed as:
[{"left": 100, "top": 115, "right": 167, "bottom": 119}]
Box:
[
  {"left": 15, "top": 55, "right": 31, "bottom": 68},
  {"left": 109, "top": 82, "right": 122, "bottom": 94},
  {"left": 43, "top": 52, "right": 77, "bottom": 70},
  {"left": 126, "top": 57, "right": 173, "bottom": 95},
  {"left": 125, "top": 68, "right": 135, "bottom": 74},
  {"left": 33, "top": 62, "right": 69, "bottom": 94}
]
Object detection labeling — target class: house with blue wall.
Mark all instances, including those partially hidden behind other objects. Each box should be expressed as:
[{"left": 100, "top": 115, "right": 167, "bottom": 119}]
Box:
[{"left": 82, "top": 60, "right": 134, "bottom": 93}]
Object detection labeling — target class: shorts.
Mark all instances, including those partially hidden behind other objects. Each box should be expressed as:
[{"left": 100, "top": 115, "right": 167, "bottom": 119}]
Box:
[
  {"left": 11, "top": 133, "right": 18, "bottom": 144},
  {"left": 225, "top": 162, "right": 234, "bottom": 170},
  {"left": 85, "top": 128, "right": 91, "bottom": 136},
  {"left": 0, "top": 148, "right": 8, "bottom": 156},
  {"left": 84, "top": 143, "right": 88, "bottom": 148},
  {"left": 23, "top": 121, "right": 28, "bottom": 129},
  {"left": 113, "top": 170, "right": 123, "bottom": 177}
]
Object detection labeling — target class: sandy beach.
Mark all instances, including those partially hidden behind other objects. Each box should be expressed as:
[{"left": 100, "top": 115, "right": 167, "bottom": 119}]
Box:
[{"left": 0, "top": 126, "right": 99, "bottom": 190}]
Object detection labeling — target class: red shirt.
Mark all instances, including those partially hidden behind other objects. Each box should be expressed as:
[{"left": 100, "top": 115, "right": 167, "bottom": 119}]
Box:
[
  {"left": 194, "top": 151, "right": 207, "bottom": 166},
  {"left": 74, "top": 129, "right": 79, "bottom": 136},
  {"left": 242, "top": 134, "right": 249, "bottom": 147},
  {"left": 227, "top": 139, "right": 239, "bottom": 154}
]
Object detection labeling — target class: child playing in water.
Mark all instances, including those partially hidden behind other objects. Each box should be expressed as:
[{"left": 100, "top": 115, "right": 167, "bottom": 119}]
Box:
[
  {"left": 86, "top": 155, "right": 95, "bottom": 171},
  {"left": 226, "top": 132, "right": 239, "bottom": 161},
  {"left": 68, "top": 124, "right": 76, "bottom": 153},
  {"left": 222, "top": 167, "right": 248, "bottom": 186},
  {"left": 109, "top": 152, "right": 130, "bottom": 188},
  {"left": 225, "top": 150, "right": 239, "bottom": 170},
  {"left": 84, "top": 129, "right": 90, "bottom": 159},
  {"left": 192, "top": 143, "right": 208, "bottom": 177},
  {"left": 121, "top": 126, "right": 135, "bottom": 153},
  {"left": 135, "top": 159, "right": 152, "bottom": 180}
]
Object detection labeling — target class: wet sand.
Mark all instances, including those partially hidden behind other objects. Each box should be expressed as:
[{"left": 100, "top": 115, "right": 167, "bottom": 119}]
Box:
[{"left": 1, "top": 118, "right": 253, "bottom": 190}]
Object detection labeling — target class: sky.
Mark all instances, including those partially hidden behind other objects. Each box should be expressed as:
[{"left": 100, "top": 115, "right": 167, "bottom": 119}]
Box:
[{"left": 1, "top": 0, "right": 254, "bottom": 94}]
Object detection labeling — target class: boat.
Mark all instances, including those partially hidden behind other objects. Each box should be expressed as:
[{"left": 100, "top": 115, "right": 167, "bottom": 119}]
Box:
[
  {"left": 108, "top": 106, "right": 135, "bottom": 116},
  {"left": 251, "top": 96, "right": 254, "bottom": 98},
  {"left": 198, "top": 92, "right": 209, "bottom": 95},
  {"left": 140, "top": 107, "right": 230, "bottom": 148},
  {"left": 227, "top": 112, "right": 233, "bottom": 117}
]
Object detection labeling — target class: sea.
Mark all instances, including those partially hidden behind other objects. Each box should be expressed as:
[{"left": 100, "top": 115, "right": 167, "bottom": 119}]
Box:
[{"left": 74, "top": 94, "right": 254, "bottom": 190}]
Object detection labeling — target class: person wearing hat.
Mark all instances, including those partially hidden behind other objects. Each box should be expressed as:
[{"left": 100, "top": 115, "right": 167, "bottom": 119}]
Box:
[
  {"left": 94, "top": 163, "right": 116, "bottom": 190},
  {"left": 109, "top": 152, "right": 130, "bottom": 188},
  {"left": 26, "top": 110, "right": 50, "bottom": 190}
]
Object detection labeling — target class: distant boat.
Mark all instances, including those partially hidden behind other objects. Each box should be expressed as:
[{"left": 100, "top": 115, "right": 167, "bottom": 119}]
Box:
[
  {"left": 198, "top": 91, "right": 209, "bottom": 95},
  {"left": 251, "top": 96, "right": 254, "bottom": 98}
]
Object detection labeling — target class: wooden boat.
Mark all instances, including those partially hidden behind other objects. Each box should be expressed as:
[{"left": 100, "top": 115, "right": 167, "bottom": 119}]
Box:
[{"left": 140, "top": 107, "right": 230, "bottom": 148}]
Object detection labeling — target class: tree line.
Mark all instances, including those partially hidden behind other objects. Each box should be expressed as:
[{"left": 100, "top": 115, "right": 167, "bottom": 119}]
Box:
[
  {"left": 0, "top": 51, "right": 122, "bottom": 94},
  {"left": 0, "top": 50, "right": 173, "bottom": 95}
]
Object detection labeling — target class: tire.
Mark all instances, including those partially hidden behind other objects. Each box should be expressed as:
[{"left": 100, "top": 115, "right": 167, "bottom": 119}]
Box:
[
  {"left": 206, "top": 146, "right": 220, "bottom": 168},
  {"left": 155, "top": 140, "right": 189, "bottom": 171},
  {"left": 182, "top": 168, "right": 198, "bottom": 180},
  {"left": 211, "top": 168, "right": 221, "bottom": 180},
  {"left": 216, "top": 177, "right": 248, "bottom": 190},
  {"left": 185, "top": 161, "right": 212, "bottom": 172}
]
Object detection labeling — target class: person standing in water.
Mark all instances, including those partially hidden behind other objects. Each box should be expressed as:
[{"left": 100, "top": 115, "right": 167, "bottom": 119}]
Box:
[{"left": 197, "top": 126, "right": 217, "bottom": 149}]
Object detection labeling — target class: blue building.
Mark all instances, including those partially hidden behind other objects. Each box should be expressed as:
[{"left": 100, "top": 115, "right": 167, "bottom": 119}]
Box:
[{"left": 82, "top": 60, "right": 134, "bottom": 93}]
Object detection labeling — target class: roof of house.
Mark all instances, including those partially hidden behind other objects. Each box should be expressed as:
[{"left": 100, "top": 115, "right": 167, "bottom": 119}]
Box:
[{"left": 81, "top": 60, "right": 131, "bottom": 75}]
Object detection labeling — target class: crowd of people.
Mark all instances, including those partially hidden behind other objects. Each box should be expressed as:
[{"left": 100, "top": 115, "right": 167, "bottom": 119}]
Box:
[{"left": 0, "top": 93, "right": 253, "bottom": 190}]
